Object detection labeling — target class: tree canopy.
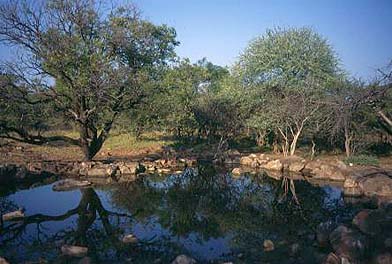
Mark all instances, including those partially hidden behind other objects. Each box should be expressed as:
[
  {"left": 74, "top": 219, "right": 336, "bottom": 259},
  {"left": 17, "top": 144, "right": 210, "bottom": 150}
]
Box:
[{"left": 0, "top": 0, "right": 178, "bottom": 160}]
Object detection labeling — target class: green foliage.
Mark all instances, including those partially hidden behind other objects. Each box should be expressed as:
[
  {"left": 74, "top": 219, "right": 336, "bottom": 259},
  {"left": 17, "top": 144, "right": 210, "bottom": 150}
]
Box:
[
  {"left": 235, "top": 27, "right": 340, "bottom": 87},
  {"left": 231, "top": 27, "right": 342, "bottom": 154},
  {"left": 343, "top": 155, "right": 380, "bottom": 166}
]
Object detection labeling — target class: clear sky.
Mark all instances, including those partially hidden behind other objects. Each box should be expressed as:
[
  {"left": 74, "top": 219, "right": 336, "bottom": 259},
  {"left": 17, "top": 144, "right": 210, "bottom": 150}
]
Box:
[
  {"left": 132, "top": 0, "right": 392, "bottom": 79},
  {"left": 0, "top": 0, "right": 391, "bottom": 79}
]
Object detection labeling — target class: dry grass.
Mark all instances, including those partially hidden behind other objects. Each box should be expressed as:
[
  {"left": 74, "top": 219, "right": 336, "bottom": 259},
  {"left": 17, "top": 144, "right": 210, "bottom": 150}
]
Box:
[{"left": 0, "top": 130, "right": 174, "bottom": 163}]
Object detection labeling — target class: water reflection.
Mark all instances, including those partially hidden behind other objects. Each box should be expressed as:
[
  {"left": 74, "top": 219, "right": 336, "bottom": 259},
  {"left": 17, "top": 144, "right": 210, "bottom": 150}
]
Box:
[{"left": 0, "top": 164, "right": 357, "bottom": 263}]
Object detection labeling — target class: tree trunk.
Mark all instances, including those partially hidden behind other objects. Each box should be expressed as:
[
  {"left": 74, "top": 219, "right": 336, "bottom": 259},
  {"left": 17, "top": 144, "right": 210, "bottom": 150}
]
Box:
[
  {"left": 344, "top": 126, "right": 352, "bottom": 157},
  {"left": 311, "top": 140, "right": 316, "bottom": 160},
  {"left": 289, "top": 131, "right": 300, "bottom": 156},
  {"left": 79, "top": 124, "right": 104, "bottom": 161}
]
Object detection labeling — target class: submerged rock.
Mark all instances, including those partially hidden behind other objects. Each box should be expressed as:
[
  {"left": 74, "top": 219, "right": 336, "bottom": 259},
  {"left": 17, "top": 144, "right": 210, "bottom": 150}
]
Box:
[
  {"left": 122, "top": 234, "right": 138, "bottom": 244},
  {"left": 52, "top": 179, "right": 91, "bottom": 192},
  {"left": 171, "top": 254, "right": 197, "bottom": 264},
  {"left": 329, "top": 225, "right": 368, "bottom": 261},
  {"left": 2, "top": 209, "right": 24, "bottom": 221},
  {"left": 61, "top": 245, "right": 88, "bottom": 258},
  {"left": 0, "top": 257, "right": 10, "bottom": 264},
  {"left": 317, "top": 221, "right": 337, "bottom": 247},
  {"left": 322, "top": 253, "right": 340, "bottom": 264},
  {"left": 373, "top": 253, "right": 392, "bottom": 264},
  {"left": 263, "top": 239, "right": 275, "bottom": 252}
]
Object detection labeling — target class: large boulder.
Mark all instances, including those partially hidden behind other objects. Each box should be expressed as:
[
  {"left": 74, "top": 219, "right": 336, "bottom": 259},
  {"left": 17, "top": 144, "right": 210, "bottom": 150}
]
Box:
[
  {"left": 306, "top": 162, "right": 347, "bottom": 181},
  {"left": 360, "top": 174, "right": 392, "bottom": 197},
  {"left": 329, "top": 225, "right": 368, "bottom": 261},
  {"left": 52, "top": 179, "right": 92, "bottom": 192}
]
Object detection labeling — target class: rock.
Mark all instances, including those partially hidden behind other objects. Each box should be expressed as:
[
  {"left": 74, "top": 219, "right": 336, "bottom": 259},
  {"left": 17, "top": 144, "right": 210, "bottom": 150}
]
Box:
[
  {"left": 0, "top": 257, "right": 9, "bottom": 264},
  {"left": 373, "top": 253, "right": 392, "bottom": 264},
  {"left": 360, "top": 174, "right": 392, "bottom": 197},
  {"left": 231, "top": 167, "right": 242, "bottom": 176},
  {"left": 171, "top": 254, "right": 196, "bottom": 264},
  {"left": 329, "top": 225, "right": 367, "bottom": 261},
  {"left": 52, "top": 179, "right": 91, "bottom": 192},
  {"left": 61, "top": 245, "right": 88, "bottom": 258},
  {"left": 240, "top": 156, "right": 254, "bottom": 166},
  {"left": 352, "top": 209, "right": 376, "bottom": 236},
  {"left": 86, "top": 166, "right": 110, "bottom": 177},
  {"left": 263, "top": 239, "right": 275, "bottom": 252},
  {"left": 313, "top": 164, "right": 347, "bottom": 181},
  {"left": 317, "top": 221, "right": 337, "bottom": 247},
  {"left": 343, "top": 176, "right": 363, "bottom": 197},
  {"left": 322, "top": 253, "right": 340, "bottom": 264},
  {"left": 157, "top": 168, "right": 172, "bottom": 174},
  {"left": 118, "top": 162, "right": 140, "bottom": 175},
  {"left": 262, "top": 159, "right": 283, "bottom": 171},
  {"left": 352, "top": 207, "right": 392, "bottom": 237},
  {"left": 2, "top": 209, "right": 24, "bottom": 221},
  {"left": 122, "top": 234, "right": 138, "bottom": 244},
  {"left": 288, "top": 160, "right": 306, "bottom": 172}
]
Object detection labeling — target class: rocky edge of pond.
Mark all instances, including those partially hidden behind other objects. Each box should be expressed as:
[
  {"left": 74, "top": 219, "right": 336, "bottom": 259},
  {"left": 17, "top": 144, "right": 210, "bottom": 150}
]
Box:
[
  {"left": 1, "top": 150, "right": 392, "bottom": 200},
  {"left": 0, "top": 157, "right": 197, "bottom": 185},
  {"left": 229, "top": 153, "right": 392, "bottom": 200}
]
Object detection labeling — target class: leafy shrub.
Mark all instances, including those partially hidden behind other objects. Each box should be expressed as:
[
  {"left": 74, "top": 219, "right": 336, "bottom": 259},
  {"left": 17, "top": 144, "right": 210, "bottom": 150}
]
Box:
[{"left": 343, "top": 155, "right": 379, "bottom": 166}]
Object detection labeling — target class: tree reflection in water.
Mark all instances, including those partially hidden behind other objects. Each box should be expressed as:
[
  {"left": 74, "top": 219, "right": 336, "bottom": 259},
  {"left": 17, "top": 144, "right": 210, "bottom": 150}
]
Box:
[{"left": 0, "top": 164, "right": 354, "bottom": 263}]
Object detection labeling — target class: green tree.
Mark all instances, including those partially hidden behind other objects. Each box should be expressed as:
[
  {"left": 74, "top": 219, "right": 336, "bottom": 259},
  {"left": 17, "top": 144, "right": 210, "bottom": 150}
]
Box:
[
  {"left": 234, "top": 27, "right": 341, "bottom": 155},
  {"left": 0, "top": 0, "right": 178, "bottom": 160}
]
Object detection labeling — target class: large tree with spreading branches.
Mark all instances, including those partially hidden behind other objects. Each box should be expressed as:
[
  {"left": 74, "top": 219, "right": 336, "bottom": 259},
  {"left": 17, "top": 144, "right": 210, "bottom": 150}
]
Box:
[{"left": 0, "top": 0, "right": 178, "bottom": 160}]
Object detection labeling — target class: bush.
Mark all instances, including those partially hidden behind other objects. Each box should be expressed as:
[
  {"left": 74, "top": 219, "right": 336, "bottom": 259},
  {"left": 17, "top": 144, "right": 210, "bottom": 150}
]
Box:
[{"left": 343, "top": 155, "right": 379, "bottom": 166}]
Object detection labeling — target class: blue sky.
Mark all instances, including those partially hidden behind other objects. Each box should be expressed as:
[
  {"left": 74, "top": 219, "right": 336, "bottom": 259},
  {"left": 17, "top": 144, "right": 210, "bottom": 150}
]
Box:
[
  {"left": 132, "top": 0, "right": 392, "bottom": 79},
  {"left": 1, "top": 0, "right": 391, "bottom": 79}
]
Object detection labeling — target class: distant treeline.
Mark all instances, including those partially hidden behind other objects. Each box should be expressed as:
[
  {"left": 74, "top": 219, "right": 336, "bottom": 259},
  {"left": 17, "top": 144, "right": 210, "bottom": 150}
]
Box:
[{"left": 0, "top": 0, "right": 391, "bottom": 160}]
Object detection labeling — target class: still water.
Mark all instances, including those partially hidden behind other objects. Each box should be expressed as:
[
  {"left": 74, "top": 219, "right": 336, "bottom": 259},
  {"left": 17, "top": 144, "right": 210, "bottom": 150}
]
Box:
[{"left": 0, "top": 165, "right": 363, "bottom": 263}]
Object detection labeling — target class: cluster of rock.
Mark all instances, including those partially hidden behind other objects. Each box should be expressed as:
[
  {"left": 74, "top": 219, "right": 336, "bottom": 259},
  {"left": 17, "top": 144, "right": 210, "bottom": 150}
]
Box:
[
  {"left": 317, "top": 204, "right": 392, "bottom": 263},
  {"left": 231, "top": 153, "right": 392, "bottom": 199},
  {"left": 0, "top": 157, "right": 198, "bottom": 185}
]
